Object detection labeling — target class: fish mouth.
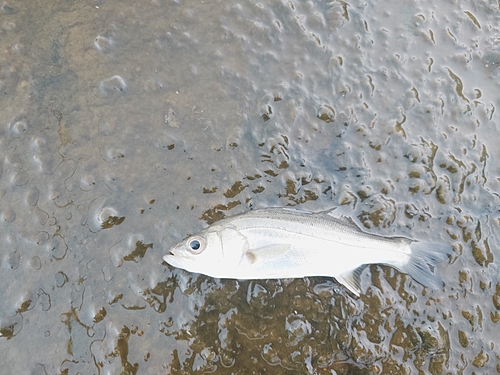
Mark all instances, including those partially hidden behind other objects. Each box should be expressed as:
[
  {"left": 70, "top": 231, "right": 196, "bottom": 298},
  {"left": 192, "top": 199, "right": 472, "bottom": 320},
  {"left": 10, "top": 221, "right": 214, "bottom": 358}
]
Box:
[
  {"left": 164, "top": 243, "right": 197, "bottom": 272},
  {"left": 163, "top": 253, "right": 181, "bottom": 267},
  {"left": 163, "top": 246, "right": 178, "bottom": 260},
  {"left": 163, "top": 248, "right": 190, "bottom": 269}
]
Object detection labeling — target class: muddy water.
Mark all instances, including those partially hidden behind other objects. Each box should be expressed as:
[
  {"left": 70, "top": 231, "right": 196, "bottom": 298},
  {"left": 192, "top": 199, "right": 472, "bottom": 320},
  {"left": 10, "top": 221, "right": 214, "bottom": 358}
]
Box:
[{"left": 0, "top": 0, "right": 499, "bottom": 373}]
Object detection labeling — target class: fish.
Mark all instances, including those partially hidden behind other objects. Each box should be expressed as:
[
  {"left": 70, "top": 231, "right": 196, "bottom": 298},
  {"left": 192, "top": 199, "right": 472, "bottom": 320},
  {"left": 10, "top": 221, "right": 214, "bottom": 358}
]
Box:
[{"left": 163, "top": 207, "right": 453, "bottom": 295}]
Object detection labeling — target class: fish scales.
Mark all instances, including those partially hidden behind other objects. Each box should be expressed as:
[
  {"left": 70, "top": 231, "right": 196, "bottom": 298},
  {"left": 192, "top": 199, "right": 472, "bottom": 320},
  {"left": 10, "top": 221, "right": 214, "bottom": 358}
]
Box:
[
  {"left": 225, "top": 210, "right": 410, "bottom": 277},
  {"left": 163, "top": 207, "right": 453, "bottom": 296},
  {"left": 226, "top": 209, "right": 410, "bottom": 251}
]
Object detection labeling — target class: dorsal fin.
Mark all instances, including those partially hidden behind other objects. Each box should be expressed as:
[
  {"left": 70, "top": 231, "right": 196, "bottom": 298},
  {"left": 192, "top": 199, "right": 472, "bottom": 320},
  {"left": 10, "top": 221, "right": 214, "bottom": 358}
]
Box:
[{"left": 320, "top": 206, "right": 364, "bottom": 232}]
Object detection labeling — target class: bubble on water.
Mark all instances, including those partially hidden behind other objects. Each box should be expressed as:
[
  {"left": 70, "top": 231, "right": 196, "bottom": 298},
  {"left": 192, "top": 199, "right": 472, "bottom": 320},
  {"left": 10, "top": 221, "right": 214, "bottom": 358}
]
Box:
[
  {"left": 98, "top": 110, "right": 128, "bottom": 138},
  {"left": 75, "top": 285, "right": 101, "bottom": 329},
  {"left": 103, "top": 173, "right": 120, "bottom": 192},
  {"left": 2, "top": 209, "right": 15, "bottom": 222},
  {"left": 100, "top": 146, "right": 125, "bottom": 162},
  {"left": 33, "top": 153, "right": 59, "bottom": 174},
  {"left": 25, "top": 187, "right": 39, "bottom": 206},
  {"left": 5, "top": 153, "right": 22, "bottom": 169},
  {"left": 17, "top": 290, "right": 38, "bottom": 313},
  {"left": 317, "top": 104, "right": 335, "bottom": 123},
  {"left": 35, "top": 231, "right": 49, "bottom": 245},
  {"left": 79, "top": 174, "right": 96, "bottom": 191},
  {"left": 5, "top": 233, "right": 15, "bottom": 244},
  {"left": 94, "top": 35, "right": 114, "bottom": 52},
  {"left": 38, "top": 289, "right": 51, "bottom": 311},
  {"left": 87, "top": 196, "right": 124, "bottom": 232},
  {"left": 87, "top": 196, "right": 107, "bottom": 231},
  {"left": 7, "top": 250, "right": 20, "bottom": 269},
  {"left": 54, "top": 159, "right": 77, "bottom": 182},
  {"left": 45, "top": 235, "right": 68, "bottom": 260},
  {"left": 0, "top": 313, "right": 23, "bottom": 339},
  {"left": 30, "top": 256, "right": 42, "bottom": 270},
  {"left": 12, "top": 170, "right": 29, "bottom": 186},
  {"left": 9, "top": 120, "right": 27, "bottom": 136},
  {"left": 101, "top": 264, "right": 113, "bottom": 282},
  {"left": 154, "top": 133, "right": 177, "bottom": 150},
  {"left": 99, "top": 75, "right": 127, "bottom": 96},
  {"left": 55, "top": 271, "right": 69, "bottom": 288},
  {"left": 1, "top": 3, "right": 17, "bottom": 14},
  {"left": 164, "top": 108, "right": 180, "bottom": 128},
  {"left": 30, "top": 136, "right": 46, "bottom": 153},
  {"left": 144, "top": 76, "right": 164, "bottom": 91},
  {"left": 2, "top": 20, "right": 15, "bottom": 31},
  {"left": 33, "top": 209, "right": 49, "bottom": 226}
]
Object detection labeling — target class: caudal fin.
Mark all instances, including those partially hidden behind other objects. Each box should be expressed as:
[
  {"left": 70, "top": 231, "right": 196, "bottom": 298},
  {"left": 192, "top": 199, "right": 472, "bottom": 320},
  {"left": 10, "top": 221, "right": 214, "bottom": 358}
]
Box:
[{"left": 400, "top": 242, "right": 453, "bottom": 290}]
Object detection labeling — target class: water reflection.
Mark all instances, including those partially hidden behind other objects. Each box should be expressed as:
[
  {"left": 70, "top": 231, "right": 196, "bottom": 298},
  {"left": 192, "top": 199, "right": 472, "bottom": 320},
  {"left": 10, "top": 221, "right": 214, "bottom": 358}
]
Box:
[
  {"left": 148, "top": 270, "right": 457, "bottom": 374},
  {"left": 1, "top": 0, "right": 500, "bottom": 373}
]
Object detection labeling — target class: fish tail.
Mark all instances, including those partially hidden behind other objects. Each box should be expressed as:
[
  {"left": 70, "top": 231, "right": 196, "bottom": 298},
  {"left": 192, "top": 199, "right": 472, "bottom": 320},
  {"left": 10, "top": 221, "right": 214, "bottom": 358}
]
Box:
[{"left": 400, "top": 242, "right": 453, "bottom": 290}]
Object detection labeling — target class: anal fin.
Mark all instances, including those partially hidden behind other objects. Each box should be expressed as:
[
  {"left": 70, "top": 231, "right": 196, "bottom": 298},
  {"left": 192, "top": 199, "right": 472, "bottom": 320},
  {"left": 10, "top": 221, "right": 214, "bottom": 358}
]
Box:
[{"left": 336, "top": 266, "right": 366, "bottom": 297}]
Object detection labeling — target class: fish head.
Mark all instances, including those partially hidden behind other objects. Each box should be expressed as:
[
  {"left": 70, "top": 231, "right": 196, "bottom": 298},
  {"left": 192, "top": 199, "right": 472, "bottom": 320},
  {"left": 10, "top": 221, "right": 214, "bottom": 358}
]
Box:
[{"left": 163, "top": 224, "right": 250, "bottom": 278}]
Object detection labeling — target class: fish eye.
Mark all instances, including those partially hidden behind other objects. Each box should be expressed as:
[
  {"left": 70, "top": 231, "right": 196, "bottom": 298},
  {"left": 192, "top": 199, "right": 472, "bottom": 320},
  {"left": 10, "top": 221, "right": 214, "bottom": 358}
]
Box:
[{"left": 186, "top": 235, "right": 206, "bottom": 254}]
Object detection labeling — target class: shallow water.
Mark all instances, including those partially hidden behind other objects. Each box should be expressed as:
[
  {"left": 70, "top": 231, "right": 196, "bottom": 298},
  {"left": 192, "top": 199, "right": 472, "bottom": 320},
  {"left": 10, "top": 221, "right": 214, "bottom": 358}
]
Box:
[{"left": 1, "top": 0, "right": 500, "bottom": 373}]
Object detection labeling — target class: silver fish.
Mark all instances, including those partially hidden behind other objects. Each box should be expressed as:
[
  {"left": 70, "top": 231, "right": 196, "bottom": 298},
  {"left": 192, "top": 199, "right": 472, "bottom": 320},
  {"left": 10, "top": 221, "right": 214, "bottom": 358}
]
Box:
[{"left": 163, "top": 208, "right": 452, "bottom": 295}]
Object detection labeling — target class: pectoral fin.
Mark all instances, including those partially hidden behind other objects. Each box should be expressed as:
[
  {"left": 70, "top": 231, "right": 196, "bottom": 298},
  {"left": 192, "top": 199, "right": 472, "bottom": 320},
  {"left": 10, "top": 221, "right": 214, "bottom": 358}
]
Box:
[
  {"left": 336, "top": 266, "right": 366, "bottom": 296},
  {"left": 246, "top": 244, "right": 291, "bottom": 264}
]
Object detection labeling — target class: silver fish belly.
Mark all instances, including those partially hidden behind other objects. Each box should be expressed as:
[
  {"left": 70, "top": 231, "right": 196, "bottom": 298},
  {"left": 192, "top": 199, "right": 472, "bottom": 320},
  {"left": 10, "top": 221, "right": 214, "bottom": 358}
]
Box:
[{"left": 163, "top": 208, "right": 452, "bottom": 295}]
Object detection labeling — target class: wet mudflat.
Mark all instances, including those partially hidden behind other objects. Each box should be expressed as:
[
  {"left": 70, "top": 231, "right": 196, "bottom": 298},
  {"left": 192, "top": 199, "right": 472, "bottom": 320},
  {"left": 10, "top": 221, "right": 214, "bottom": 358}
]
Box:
[{"left": 0, "top": 0, "right": 499, "bottom": 373}]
